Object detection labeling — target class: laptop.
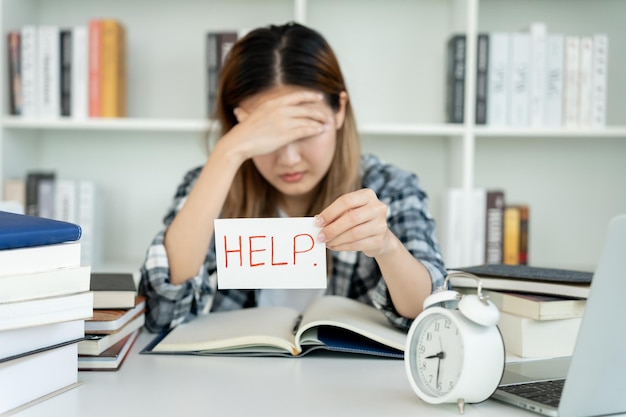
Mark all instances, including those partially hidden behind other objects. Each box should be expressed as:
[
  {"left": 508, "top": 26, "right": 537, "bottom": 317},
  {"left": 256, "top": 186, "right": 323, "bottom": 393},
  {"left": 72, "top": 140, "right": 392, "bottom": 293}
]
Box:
[{"left": 492, "top": 214, "right": 626, "bottom": 417}]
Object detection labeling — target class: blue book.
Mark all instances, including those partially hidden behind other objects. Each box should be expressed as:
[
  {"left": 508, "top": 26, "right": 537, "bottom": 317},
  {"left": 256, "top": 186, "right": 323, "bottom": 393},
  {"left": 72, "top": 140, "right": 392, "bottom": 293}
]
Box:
[{"left": 0, "top": 211, "right": 82, "bottom": 250}]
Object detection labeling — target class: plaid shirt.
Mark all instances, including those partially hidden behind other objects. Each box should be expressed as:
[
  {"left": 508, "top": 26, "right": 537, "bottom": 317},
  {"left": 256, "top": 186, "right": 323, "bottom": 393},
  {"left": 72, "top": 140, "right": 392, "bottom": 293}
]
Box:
[{"left": 139, "top": 154, "right": 446, "bottom": 333}]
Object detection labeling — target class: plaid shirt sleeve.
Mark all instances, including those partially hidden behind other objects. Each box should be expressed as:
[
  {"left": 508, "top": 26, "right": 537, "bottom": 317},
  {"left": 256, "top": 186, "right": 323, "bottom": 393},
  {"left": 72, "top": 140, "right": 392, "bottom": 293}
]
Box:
[{"left": 328, "top": 154, "right": 447, "bottom": 331}]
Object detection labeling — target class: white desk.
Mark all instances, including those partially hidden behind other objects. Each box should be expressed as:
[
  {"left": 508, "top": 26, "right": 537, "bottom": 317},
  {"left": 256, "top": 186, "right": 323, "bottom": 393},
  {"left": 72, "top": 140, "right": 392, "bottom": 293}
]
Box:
[{"left": 15, "top": 331, "right": 543, "bottom": 417}]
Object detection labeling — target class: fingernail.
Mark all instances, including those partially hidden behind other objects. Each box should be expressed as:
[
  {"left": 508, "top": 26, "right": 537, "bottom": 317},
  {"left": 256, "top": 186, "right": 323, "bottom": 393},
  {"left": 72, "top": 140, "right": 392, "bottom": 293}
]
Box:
[
  {"left": 317, "top": 231, "right": 326, "bottom": 242},
  {"left": 314, "top": 215, "right": 324, "bottom": 226}
]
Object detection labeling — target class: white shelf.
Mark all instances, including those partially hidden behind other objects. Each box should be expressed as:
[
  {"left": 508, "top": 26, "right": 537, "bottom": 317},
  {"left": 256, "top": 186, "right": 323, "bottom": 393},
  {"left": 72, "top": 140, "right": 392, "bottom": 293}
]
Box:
[
  {"left": 474, "top": 126, "right": 626, "bottom": 138},
  {"left": 1, "top": 117, "right": 215, "bottom": 132}
]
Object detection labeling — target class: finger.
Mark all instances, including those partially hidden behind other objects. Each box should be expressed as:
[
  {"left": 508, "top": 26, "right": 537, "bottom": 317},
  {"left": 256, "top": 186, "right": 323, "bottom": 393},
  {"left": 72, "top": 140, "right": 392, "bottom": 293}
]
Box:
[
  {"left": 324, "top": 218, "right": 388, "bottom": 249},
  {"left": 276, "top": 90, "right": 325, "bottom": 107},
  {"left": 317, "top": 189, "right": 377, "bottom": 227},
  {"left": 282, "top": 104, "right": 330, "bottom": 125}
]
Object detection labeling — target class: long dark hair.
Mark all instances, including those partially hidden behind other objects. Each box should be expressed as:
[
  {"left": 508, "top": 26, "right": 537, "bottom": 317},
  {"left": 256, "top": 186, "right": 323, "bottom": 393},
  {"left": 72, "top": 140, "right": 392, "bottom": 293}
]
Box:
[{"left": 215, "top": 22, "right": 361, "bottom": 218}]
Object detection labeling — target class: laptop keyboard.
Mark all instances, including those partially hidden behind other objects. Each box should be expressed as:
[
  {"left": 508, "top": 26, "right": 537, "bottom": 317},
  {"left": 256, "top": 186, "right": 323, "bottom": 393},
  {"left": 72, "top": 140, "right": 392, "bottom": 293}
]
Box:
[{"left": 500, "top": 379, "right": 565, "bottom": 408}]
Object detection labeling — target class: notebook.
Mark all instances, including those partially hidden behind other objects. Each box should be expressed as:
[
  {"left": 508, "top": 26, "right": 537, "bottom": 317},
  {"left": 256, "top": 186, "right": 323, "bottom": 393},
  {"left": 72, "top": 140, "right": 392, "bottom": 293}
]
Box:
[{"left": 492, "top": 214, "right": 626, "bottom": 416}]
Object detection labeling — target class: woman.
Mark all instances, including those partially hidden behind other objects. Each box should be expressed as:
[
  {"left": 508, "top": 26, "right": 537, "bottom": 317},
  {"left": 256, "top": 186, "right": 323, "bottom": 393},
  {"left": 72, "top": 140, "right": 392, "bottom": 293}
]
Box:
[{"left": 139, "top": 22, "right": 446, "bottom": 333}]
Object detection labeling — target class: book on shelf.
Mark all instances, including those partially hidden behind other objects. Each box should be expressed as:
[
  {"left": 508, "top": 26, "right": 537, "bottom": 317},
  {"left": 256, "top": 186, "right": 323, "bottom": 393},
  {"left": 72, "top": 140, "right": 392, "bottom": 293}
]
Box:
[
  {"left": 508, "top": 32, "right": 531, "bottom": 127},
  {"left": 60, "top": 29, "right": 72, "bottom": 117},
  {"left": 578, "top": 36, "right": 594, "bottom": 127},
  {"left": 206, "top": 30, "right": 239, "bottom": 116},
  {"left": 591, "top": 33, "right": 608, "bottom": 127},
  {"left": 563, "top": 36, "right": 580, "bottom": 128},
  {"left": 88, "top": 19, "right": 103, "bottom": 117},
  {"left": 25, "top": 171, "right": 55, "bottom": 218},
  {"left": 90, "top": 272, "right": 137, "bottom": 309},
  {"left": 449, "top": 264, "right": 593, "bottom": 299},
  {"left": 100, "top": 19, "right": 126, "bottom": 117},
  {"left": 20, "top": 25, "right": 37, "bottom": 117},
  {"left": 86, "top": 295, "right": 146, "bottom": 334},
  {"left": 445, "top": 34, "right": 465, "bottom": 123},
  {"left": 475, "top": 33, "right": 489, "bottom": 124},
  {"left": 2, "top": 178, "right": 26, "bottom": 210},
  {"left": 79, "top": 313, "right": 145, "bottom": 356},
  {"left": 79, "top": 329, "right": 139, "bottom": 371},
  {"left": 485, "top": 190, "right": 505, "bottom": 264},
  {"left": 0, "top": 291, "right": 93, "bottom": 332},
  {"left": 498, "top": 311, "right": 581, "bottom": 358},
  {"left": 54, "top": 179, "right": 102, "bottom": 268},
  {"left": 544, "top": 33, "right": 564, "bottom": 127},
  {"left": 37, "top": 25, "right": 61, "bottom": 119},
  {"left": 0, "top": 210, "right": 81, "bottom": 250},
  {"left": 473, "top": 290, "right": 586, "bottom": 321},
  {"left": 7, "top": 30, "right": 22, "bottom": 115},
  {"left": 528, "top": 22, "right": 547, "bottom": 127},
  {"left": 503, "top": 204, "right": 529, "bottom": 265},
  {"left": 0, "top": 320, "right": 84, "bottom": 362},
  {"left": 441, "top": 188, "right": 505, "bottom": 268},
  {"left": 0, "top": 265, "right": 91, "bottom": 304},
  {"left": 486, "top": 32, "right": 509, "bottom": 126},
  {"left": 0, "top": 343, "right": 80, "bottom": 415},
  {"left": 71, "top": 25, "right": 89, "bottom": 119},
  {"left": 142, "top": 295, "right": 406, "bottom": 358}
]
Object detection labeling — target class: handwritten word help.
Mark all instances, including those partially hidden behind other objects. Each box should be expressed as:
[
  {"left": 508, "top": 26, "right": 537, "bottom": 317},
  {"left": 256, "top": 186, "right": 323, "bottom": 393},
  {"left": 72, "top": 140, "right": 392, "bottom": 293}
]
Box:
[{"left": 214, "top": 217, "right": 327, "bottom": 289}]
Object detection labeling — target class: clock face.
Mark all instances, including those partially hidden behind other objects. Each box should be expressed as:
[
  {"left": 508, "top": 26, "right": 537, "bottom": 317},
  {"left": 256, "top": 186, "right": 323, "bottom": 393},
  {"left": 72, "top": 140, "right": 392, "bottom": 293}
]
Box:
[{"left": 409, "top": 312, "right": 464, "bottom": 397}]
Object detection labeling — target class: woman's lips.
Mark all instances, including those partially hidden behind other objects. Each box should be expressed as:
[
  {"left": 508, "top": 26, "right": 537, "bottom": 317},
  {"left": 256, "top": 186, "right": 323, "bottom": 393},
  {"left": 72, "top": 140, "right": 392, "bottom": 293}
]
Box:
[{"left": 281, "top": 172, "right": 304, "bottom": 183}]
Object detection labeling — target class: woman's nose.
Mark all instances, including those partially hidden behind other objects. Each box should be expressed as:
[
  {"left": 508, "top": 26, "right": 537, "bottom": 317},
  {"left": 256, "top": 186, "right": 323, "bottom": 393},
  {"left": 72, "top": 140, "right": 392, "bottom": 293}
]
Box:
[{"left": 277, "top": 142, "right": 301, "bottom": 165}]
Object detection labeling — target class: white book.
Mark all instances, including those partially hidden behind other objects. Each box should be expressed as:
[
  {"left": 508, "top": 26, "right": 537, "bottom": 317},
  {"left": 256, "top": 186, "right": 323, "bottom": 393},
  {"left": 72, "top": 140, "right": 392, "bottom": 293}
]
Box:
[
  {"left": 498, "top": 311, "right": 582, "bottom": 358},
  {"left": 37, "top": 26, "right": 61, "bottom": 119},
  {"left": 487, "top": 32, "right": 510, "bottom": 126},
  {"left": 0, "top": 344, "right": 78, "bottom": 415},
  {"left": 578, "top": 37, "right": 594, "bottom": 127},
  {"left": 20, "top": 25, "right": 38, "bottom": 117},
  {"left": 71, "top": 26, "right": 88, "bottom": 119},
  {"left": 528, "top": 22, "right": 547, "bottom": 127},
  {"left": 544, "top": 34, "right": 565, "bottom": 127},
  {"left": 440, "top": 188, "right": 463, "bottom": 269},
  {"left": 54, "top": 179, "right": 101, "bottom": 268},
  {"left": 0, "top": 320, "right": 84, "bottom": 361},
  {"left": 78, "top": 313, "right": 145, "bottom": 355},
  {"left": 563, "top": 36, "right": 580, "bottom": 128},
  {"left": 591, "top": 33, "right": 609, "bottom": 127},
  {"left": 0, "top": 241, "right": 81, "bottom": 276},
  {"left": 508, "top": 33, "right": 531, "bottom": 127},
  {"left": 0, "top": 265, "right": 90, "bottom": 304},
  {"left": 440, "top": 188, "right": 486, "bottom": 268},
  {"left": 0, "top": 292, "right": 93, "bottom": 332},
  {"left": 78, "top": 180, "right": 102, "bottom": 268},
  {"left": 54, "top": 179, "right": 79, "bottom": 223}
]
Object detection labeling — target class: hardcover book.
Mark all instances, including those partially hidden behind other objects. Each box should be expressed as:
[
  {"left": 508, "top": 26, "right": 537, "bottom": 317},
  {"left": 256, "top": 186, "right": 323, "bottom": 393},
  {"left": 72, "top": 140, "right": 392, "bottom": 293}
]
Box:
[
  {"left": 0, "top": 210, "right": 81, "bottom": 250},
  {"left": 478, "top": 290, "right": 585, "bottom": 321},
  {"left": 79, "top": 329, "right": 139, "bottom": 371},
  {"left": 142, "top": 295, "right": 406, "bottom": 358},
  {"left": 86, "top": 295, "right": 146, "bottom": 333},
  {"left": 449, "top": 265, "right": 593, "bottom": 299},
  {"left": 79, "top": 313, "right": 144, "bottom": 355},
  {"left": 498, "top": 311, "right": 581, "bottom": 358},
  {"left": 90, "top": 272, "right": 137, "bottom": 309}
]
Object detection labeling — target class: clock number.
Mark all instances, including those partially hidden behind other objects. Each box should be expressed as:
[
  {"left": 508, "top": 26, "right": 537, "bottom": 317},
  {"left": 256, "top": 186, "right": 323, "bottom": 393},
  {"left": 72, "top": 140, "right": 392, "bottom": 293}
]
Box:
[
  {"left": 444, "top": 318, "right": 451, "bottom": 329},
  {"left": 434, "top": 322, "right": 440, "bottom": 332},
  {"left": 426, "top": 332, "right": 432, "bottom": 342},
  {"left": 419, "top": 344, "right": 426, "bottom": 354}
]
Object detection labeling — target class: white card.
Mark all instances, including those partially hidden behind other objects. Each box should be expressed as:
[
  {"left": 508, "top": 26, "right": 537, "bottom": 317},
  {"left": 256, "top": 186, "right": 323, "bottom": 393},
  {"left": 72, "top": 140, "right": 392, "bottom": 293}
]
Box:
[{"left": 214, "top": 217, "right": 327, "bottom": 289}]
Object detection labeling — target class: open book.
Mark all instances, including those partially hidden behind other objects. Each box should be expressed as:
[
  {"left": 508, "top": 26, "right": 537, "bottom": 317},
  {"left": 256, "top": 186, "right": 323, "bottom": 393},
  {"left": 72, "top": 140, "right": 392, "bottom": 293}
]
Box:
[{"left": 141, "top": 296, "right": 407, "bottom": 358}]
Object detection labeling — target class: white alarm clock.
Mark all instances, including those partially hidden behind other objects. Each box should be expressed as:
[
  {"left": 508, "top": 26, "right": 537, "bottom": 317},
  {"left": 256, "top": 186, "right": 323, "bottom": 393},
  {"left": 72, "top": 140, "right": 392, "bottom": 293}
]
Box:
[{"left": 404, "top": 272, "right": 505, "bottom": 414}]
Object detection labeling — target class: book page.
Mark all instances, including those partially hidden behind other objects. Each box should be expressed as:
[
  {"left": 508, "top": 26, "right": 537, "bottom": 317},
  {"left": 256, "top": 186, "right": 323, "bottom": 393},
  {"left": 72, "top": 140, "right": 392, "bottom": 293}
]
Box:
[
  {"left": 151, "top": 307, "right": 300, "bottom": 355},
  {"left": 295, "top": 296, "right": 406, "bottom": 352}
]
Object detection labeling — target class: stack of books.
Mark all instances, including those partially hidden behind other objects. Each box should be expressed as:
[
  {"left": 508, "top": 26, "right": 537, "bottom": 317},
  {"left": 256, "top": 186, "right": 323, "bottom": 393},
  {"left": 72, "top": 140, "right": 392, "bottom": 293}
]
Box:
[
  {"left": 0, "top": 211, "right": 92, "bottom": 415},
  {"left": 78, "top": 272, "right": 144, "bottom": 371},
  {"left": 450, "top": 264, "right": 592, "bottom": 358}
]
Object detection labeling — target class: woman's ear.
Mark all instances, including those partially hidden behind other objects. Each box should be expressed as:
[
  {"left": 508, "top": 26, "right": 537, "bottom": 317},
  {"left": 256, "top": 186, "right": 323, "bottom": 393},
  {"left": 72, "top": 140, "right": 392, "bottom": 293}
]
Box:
[{"left": 335, "top": 91, "right": 348, "bottom": 130}]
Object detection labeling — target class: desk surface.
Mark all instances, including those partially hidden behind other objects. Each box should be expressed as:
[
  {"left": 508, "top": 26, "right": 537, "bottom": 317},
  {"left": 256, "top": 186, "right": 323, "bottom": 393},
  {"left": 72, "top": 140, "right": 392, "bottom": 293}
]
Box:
[{"left": 16, "top": 331, "right": 541, "bottom": 417}]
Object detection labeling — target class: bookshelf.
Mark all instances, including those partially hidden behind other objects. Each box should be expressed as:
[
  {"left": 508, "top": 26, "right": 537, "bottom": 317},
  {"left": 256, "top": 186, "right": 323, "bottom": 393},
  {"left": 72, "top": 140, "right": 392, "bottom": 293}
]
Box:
[{"left": 1, "top": 0, "right": 624, "bottom": 273}]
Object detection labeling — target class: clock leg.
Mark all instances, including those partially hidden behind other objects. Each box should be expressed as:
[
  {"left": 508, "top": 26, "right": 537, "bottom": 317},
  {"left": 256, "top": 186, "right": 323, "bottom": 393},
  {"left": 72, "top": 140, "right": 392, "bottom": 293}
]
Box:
[{"left": 457, "top": 398, "right": 465, "bottom": 414}]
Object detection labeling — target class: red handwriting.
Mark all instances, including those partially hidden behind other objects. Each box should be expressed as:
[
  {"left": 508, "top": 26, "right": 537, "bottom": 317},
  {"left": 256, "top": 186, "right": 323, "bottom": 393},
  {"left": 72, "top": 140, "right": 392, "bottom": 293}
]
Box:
[{"left": 222, "top": 233, "right": 316, "bottom": 268}]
